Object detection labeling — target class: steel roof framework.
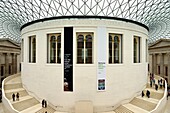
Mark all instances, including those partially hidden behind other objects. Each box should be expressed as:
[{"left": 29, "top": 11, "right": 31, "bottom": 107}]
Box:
[{"left": 0, "top": 0, "right": 170, "bottom": 43}]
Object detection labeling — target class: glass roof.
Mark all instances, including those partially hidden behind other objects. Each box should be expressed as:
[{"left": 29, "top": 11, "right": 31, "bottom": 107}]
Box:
[{"left": 0, "top": 0, "right": 170, "bottom": 44}]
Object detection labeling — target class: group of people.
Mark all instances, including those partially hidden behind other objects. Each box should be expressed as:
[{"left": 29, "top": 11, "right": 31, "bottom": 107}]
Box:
[
  {"left": 149, "top": 73, "right": 165, "bottom": 91},
  {"left": 42, "top": 99, "right": 48, "bottom": 108},
  {"left": 142, "top": 90, "right": 150, "bottom": 98},
  {"left": 12, "top": 92, "right": 19, "bottom": 101}
]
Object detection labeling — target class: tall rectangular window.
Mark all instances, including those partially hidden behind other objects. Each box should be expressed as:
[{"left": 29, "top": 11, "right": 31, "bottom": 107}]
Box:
[
  {"left": 29, "top": 36, "right": 36, "bottom": 63},
  {"left": 109, "top": 33, "right": 123, "bottom": 64},
  {"left": 146, "top": 39, "right": 148, "bottom": 62},
  {"left": 133, "top": 36, "right": 141, "bottom": 63},
  {"left": 21, "top": 39, "right": 24, "bottom": 62},
  {"left": 77, "top": 32, "right": 93, "bottom": 64},
  {"left": 47, "top": 33, "right": 61, "bottom": 63}
]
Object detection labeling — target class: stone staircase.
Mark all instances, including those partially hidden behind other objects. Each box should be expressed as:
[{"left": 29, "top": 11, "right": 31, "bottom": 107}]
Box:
[
  {"left": 4, "top": 75, "right": 57, "bottom": 113},
  {"left": 114, "top": 105, "right": 134, "bottom": 113},
  {"left": 130, "top": 97, "right": 157, "bottom": 111},
  {"left": 3, "top": 74, "right": 165, "bottom": 113}
]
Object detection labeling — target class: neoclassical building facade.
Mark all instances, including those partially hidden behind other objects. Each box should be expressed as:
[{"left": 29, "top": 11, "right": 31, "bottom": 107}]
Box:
[
  {"left": 149, "top": 39, "right": 170, "bottom": 84},
  {"left": 0, "top": 39, "right": 21, "bottom": 87}
]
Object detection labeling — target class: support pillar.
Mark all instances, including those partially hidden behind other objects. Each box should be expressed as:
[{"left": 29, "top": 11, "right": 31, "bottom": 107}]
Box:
[
  {"left": 15, "top": 54, "right": 18, "bottom": 74},
  {"left": 152, "top": 54, "right": 157, "bottom": 74},
  {"left": 151, "top": 54, "right": 154, "bottom": 74},
  {"left": 12, "top": 53, "right": 15, "bottom": 74},
  {"left": 160, "top": 53, "right": 164, "bottom": 77},
  {"left": 5, "top": 53, "right": 10, "bottom": 77},
  {"left": 168, "top": 53, "right": 170, "bottom": 85}
]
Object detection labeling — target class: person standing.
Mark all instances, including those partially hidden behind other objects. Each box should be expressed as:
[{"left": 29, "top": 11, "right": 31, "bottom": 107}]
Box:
[
  {"left": 16, "top": 92, "right": 19, "bottom": 101},
  {"left": 141, "top": 91, "right": 145, "bottom": 97},
  {"left": 12, "top": 93, "right": 15, "bottom": 101},
  {"left": 44, "top": 100, "right": 47, "bottom": 108},
  {"left": 42, "top": 99, "right": 45, "bottom": 108},
  {"left": 146, "top": 90, "right": 150, "bottom": 98}
]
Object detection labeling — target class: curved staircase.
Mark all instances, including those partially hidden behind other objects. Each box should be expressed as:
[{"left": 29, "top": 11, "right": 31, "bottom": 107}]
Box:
[{"left": 2, "top": 74, "right": 166, "bottom": 113}]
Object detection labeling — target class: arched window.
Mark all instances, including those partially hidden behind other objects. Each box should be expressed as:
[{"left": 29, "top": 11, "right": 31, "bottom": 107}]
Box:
[
  {"left": 77, "top": 33, "right": 93, "bottom": 64},
  {"left": 57, "top": 35, "right": 61, "bottom": 63},
  {"left": 85, "top": 35, "right": 92, "bottom": 63},
  {"left": 47, "top": 33, "right": 61, "bottom": 64},
  {"left": 134, "top": 38, "right": 137, "bottom": 63},
  {"left": 32, "top": 37, "right": 36, "bottom": 63},
  {"left": 29, "top": 35, "right": 36, "bottom": 63},
  {"left": 114, "top": 36, "right": 119, "bottom": 63},
  {"left": 50, "top": 36, "right": 56, "bottom": 63},
  {"left": 109, "top": 33, "right": 122, "bottom": 64},
  {"left": 77, "top": 35, "right": 84, "bottom": 64},
  {"left": 109, "top": 35, "right": 112, "bottom": 63},
  {"left": 133, "top": 36, "right": 141, "bottom": 63}
]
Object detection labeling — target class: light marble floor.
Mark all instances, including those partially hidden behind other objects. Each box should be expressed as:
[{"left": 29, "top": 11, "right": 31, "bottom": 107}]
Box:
[
  {"left": 164, "top": 97, "right": 170, "bottom": 113},
  {"left": 0, "top": 99, "right": 170, "bottom": 113}
]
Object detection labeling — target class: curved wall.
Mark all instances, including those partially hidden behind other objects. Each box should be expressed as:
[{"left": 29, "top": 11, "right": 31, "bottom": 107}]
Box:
[{"left": 21, "top": 18, "right": 148, "bottom": 112}]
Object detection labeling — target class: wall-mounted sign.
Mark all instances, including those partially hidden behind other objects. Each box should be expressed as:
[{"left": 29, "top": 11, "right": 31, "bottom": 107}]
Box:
[
  {"left": 97, "top": 27, "right": 107, "bottom": 91},
  {"left": 64, "top": 27, "right": 73, "bottom": 91}
]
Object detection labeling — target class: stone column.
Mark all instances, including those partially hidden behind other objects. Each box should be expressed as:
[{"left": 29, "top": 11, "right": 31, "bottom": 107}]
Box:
[
  {"left": 160, "top": 53, "right": 164, "bottom": 77},
  {"left": 151, "top": 54, "right": 154, "bottom": 74},
  {"left": 5, "top": 53, "right": 10, "bottom": 77},
  {"left": 168, "top": 53, "right": 170, "bottom": 84},
  {"left": 0, "top": 53, "right": 2, "bottom": 85},
  {"left": 15, "top": 54, "right": 18, "bottom": 74},
  {"left": 12, "top": 53, "right": 15, "bottom": 74},
  {"left": 154, "top": 54, "right": 157, "bottom": 75}
]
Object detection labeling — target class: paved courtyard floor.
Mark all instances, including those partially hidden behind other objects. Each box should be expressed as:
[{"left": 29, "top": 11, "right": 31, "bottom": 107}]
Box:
[{"left": 0, "top": 97, "right": 170, "bottom": 113}]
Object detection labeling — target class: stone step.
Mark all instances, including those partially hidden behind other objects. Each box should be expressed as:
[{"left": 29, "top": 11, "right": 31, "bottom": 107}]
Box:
[
  {"left": 20, "top": 104, "right": 42, "bottom": 113},
  {"left": 114, "top": 105, "right": 134, "bottom": 113},
  {"left": 98, "top": 111, "right": 116, "bottom": 113},
  {"left": 130, "top": 97, "right": 157, "bottom": 111},
  {"left": 143, "top": 89, "right": 163, "bottom": 100},
  {"left": 5, "top": 76, "right": 22, "bottom": 84},
  {"left": 5, "top": 89, "right": 28, "bottom": 100},
  {"left": 136, "top": 96, "right": 159, "bottom": 104},
  {"left": 123, "top": 104, "right": 149, "bottom": 113},
  {"left": 12, "top": 97, "right": 40, "bottom": 111},
  {"left": 4, "top": 83, "right": 23, "bottom": 90},
  {"left": 35, "top": 106, "right": 56, "bottom": 113},
  {"left": 10, "top": 95, "right": 33, "bottom": 104}
]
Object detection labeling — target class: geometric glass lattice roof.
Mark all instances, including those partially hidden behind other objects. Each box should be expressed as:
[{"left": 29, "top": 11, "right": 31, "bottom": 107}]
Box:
[{"left": 0, "top": 0, "right": 170, "bottom": 44}]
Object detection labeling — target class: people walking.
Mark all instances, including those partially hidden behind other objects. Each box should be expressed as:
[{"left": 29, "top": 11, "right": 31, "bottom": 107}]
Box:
[
  {"left": 12, "top": 93, "right": 15, "bottom": 101},
  {"left": 16, "top": 92, "right": 19, "bottom": 101},
  {"left": 142, "top": 91, "right": 145, "bottom": 97},
  {"left": 146, "top": 90, "right": 150, "bottom": 98},
  {"left": 42, "top": 99, "right": 45, "bottom": 108},
  {"left": 44, "top": 100, "right": 47, "bottom": 108}
]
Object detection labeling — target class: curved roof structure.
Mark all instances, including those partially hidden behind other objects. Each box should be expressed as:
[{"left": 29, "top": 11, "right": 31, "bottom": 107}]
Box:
[{"left": 0, "top": 0, "right": 170, "bottom": 44}]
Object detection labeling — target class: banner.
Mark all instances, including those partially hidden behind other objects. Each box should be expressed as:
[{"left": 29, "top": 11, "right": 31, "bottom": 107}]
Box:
[{"left": 97, "top": 27, "right": 107, "bottom": 91}]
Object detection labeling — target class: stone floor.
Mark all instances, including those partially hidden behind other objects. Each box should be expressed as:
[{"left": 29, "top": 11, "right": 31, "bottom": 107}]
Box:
[{"left": 0, "top": 98, "right": 170, "bottom": 113}]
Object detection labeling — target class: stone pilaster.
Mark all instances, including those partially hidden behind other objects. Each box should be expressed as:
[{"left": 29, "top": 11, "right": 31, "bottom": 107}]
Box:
[
  {"left": 15, "top": 54, "right": 18, "bottom": 74},
  {"left": 151, "top": 54, "right": 154, "bottom": 74},
  {"left": 5, "top": 53, "right": 10, "bottom": 77},
  {"left": 168, "top": 53, "right": 170, "bottom": 84},
  {"left": 160, "top": 53, "right": 164, "bottom": 77},
  {"left": 0, "top": 53, "right": 3, "bottom": 84},
  {"left": 152, "top": 53, "right": 157, "bottom": 75},
  {"left": 12, "top": 53, "right": 15, "bottom": 74}
]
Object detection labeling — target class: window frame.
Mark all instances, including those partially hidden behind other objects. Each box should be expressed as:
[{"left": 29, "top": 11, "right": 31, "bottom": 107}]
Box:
[
  {"left": 76, "top": 32, "right": 94, "bottom": 64},
  {"left": 133, "top": 36, "right": 141, "bottom": 63},
  {"left": 47, "top": 33, "right": 61, "bottom": 64},
  {"left": 108, "top": 33, "right": 123, "bottom": 64},
  {"left": 28, "top": 35, "right": 36, "bottom": 63}
]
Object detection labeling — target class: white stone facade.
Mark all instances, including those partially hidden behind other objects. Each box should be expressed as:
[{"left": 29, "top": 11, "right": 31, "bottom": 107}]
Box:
[{"left": 21, "top": 19, "right": 148, "bottom": 112}]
